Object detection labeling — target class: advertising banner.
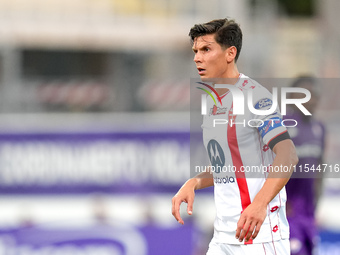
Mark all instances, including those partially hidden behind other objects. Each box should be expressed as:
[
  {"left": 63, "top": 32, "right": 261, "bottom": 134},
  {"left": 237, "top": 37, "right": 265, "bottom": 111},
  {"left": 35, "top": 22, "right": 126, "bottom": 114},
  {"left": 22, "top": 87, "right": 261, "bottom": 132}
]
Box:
[
  {"left": 0, "top": 222, "right": 194, "bottom": 255},
  {"left": 0, "top": 131, "right": 191, "bottom": 194}
]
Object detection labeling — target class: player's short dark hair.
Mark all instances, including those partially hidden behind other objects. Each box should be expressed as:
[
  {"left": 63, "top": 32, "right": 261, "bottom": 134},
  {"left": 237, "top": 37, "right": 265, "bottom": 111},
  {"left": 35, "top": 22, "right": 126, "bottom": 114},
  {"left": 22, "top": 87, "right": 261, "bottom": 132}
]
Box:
[{"left": 189, "top": 18, "right": 243, "bottom": 62}]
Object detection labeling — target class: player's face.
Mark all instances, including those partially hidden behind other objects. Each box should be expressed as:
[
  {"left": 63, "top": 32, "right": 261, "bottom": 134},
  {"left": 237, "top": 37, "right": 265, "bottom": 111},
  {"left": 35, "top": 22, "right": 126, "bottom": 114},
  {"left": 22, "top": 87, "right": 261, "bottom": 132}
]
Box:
[{"left": 192, "top": 34, "right": 229, "bottom": 81}]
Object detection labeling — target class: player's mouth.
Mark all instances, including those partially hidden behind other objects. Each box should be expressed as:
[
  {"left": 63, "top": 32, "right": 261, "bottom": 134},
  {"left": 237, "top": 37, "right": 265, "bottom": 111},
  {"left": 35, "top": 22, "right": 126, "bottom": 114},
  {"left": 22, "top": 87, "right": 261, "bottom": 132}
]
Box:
[{"left": 197, "top": 68, "right": 206, "bottom": 75}]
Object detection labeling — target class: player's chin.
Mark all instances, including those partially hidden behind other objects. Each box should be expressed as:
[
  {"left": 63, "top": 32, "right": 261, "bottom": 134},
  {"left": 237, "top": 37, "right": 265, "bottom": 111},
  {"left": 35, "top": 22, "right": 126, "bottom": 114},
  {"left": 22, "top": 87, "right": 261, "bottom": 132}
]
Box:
[
  {"left": 200, "top": 76, "right": 212, "bottom": 82},
  {"left": 200, "top": 76, "right": 219, "bottom": 84}
]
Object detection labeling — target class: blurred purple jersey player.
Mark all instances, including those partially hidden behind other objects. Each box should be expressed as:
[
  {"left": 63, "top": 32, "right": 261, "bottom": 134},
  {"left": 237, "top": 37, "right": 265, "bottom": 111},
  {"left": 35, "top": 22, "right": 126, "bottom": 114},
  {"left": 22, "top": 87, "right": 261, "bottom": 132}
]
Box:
[{"left": 285, "top": 76, "right": 326, "bottom": 255}]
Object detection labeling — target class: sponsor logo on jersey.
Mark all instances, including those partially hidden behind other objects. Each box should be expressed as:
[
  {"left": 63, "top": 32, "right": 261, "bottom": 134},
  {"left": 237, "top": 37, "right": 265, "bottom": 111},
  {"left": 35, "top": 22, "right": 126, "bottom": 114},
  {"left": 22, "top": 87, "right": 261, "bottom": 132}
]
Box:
[
  {"left": 272, "top": 225, "right": 279, "bottom": 232},
  {"left": 255, "top": 98, "right": 273, "bottom": 110},
  {"left": 263, "top": 144, "right": 270, "bottom": 152},
  {"left": 214, "top": 176, "right": 235, "bottom": 184},
  {"left": 207, "top": 139, "right": 225, "bottom": 172},
  {"left": 210, "top": 105, "right": 228, "bottom": 115},
  {"left": 270, "top": 206, "right": 279, "bottom": 212}
]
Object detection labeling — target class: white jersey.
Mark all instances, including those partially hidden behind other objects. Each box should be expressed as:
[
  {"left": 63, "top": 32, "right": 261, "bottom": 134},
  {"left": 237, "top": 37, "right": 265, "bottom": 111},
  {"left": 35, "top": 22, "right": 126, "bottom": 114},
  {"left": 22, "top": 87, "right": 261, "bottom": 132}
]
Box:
[{"left": 202, "top": 74, "right": 290, "bottom": 245}]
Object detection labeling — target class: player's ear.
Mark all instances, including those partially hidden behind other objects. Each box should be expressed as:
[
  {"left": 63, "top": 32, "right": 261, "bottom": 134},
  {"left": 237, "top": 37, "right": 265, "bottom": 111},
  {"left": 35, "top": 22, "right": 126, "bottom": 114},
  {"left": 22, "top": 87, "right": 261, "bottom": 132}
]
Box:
[{"left": 225, "top": 46, "right": 237, "bottom": 63}]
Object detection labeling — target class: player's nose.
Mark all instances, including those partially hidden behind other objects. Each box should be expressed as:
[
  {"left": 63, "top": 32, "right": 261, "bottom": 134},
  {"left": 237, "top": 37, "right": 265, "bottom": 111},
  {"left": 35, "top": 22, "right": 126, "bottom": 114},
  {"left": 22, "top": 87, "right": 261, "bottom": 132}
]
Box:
[{"left": 194, "top": 52, "right": 202, "bottom": 63}]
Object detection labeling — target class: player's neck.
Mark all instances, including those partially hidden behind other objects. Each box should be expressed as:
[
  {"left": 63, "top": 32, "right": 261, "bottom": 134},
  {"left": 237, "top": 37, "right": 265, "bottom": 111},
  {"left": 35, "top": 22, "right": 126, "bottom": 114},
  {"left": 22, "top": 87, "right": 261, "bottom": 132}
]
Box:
[{"left": 214, "top": 66, "right": 240, "bottom": 95}]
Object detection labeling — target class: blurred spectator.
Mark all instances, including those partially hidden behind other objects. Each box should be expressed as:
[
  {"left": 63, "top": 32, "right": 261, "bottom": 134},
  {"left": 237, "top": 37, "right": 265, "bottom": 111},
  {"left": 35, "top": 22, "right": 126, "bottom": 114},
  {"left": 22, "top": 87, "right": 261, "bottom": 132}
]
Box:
[{"left": 285, "top": 76, "right": 326, "bottom": 255}]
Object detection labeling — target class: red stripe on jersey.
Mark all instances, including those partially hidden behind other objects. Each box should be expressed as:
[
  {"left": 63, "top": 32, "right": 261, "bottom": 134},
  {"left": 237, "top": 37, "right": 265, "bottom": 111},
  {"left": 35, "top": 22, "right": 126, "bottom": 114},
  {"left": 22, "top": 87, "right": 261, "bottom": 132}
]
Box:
[
  {"left": 227, "top": 103, "right": 253, "bottom": 245},
  {"left": 220, "top": 91, "right": 230, "bottom": 100}
]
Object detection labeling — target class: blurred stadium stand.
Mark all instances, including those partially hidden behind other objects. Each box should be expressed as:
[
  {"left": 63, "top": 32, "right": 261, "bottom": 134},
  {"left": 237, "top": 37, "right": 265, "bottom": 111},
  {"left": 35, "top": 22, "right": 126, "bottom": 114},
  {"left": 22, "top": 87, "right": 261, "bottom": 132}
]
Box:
[{"left": 0, "top": 0, "right": 339, "bottom": 254}]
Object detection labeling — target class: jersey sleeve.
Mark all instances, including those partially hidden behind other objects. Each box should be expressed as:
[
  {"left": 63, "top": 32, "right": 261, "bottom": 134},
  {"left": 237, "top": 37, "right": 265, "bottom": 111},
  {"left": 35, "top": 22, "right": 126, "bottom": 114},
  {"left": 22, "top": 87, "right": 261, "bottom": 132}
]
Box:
[{"left": 249, "top": 85, "right": 291, "bottom": 150}]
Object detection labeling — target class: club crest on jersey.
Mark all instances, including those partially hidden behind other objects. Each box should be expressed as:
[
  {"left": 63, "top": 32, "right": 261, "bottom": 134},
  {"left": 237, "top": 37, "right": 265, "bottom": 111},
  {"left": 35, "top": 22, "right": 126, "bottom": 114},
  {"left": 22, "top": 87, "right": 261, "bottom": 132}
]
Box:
[
  {"left": 210, "top": 105, "right": 228, "bottom": 116},
  {"left": 255, "top": 98, "right": 273, "bottom": 110}
]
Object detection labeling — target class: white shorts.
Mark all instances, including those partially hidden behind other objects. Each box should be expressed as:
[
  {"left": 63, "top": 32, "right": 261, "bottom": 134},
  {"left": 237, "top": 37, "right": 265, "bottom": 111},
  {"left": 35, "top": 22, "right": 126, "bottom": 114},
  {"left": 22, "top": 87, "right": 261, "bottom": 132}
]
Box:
[{"left": 206, "top": 238, "right": 290, "bottom": 255}]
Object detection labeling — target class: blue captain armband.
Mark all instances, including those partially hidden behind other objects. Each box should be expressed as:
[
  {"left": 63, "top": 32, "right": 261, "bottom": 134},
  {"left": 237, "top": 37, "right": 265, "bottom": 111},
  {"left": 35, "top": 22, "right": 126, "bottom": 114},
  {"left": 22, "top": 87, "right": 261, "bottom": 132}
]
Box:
[
  {"left": 258, "top": 118, "right": 282, "bottom": 138},
  {"left": 258, "top": 118, "right": 291, "bottom": 150}
]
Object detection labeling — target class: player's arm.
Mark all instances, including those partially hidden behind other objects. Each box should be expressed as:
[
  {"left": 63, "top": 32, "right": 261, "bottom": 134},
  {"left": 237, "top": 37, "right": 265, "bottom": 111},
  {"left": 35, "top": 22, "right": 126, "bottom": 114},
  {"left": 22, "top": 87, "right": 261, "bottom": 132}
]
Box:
[
  {"left": 171, "top": 170, "right": 213, "bottom": 225},
  {"left": 236, "top": 137, "right": 298, "bottom": 242}
]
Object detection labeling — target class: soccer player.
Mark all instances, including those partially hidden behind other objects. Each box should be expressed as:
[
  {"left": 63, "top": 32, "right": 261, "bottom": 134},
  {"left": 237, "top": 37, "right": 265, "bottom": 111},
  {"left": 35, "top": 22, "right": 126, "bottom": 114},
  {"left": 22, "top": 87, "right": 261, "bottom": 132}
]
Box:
[
  {"left": 171, "top": 18, "right": 298, "bottom": 254},
  {"left": 285, "top": 76, "right": 326, "bottom": 255}
]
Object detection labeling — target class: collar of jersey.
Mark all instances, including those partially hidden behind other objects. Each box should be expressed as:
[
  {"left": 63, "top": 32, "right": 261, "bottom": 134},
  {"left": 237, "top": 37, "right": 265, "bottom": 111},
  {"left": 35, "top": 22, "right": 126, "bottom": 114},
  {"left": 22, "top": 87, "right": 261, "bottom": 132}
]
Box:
[{"left": 219, "top": 73, "right": 245, "bottom": 100}]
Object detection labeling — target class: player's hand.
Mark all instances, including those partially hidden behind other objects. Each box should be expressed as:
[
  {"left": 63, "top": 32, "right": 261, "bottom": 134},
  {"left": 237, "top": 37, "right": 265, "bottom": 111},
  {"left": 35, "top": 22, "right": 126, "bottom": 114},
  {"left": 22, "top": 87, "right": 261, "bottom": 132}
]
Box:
[
  {"left": 171, "top": 179, "right": 196, "bottom": 225},
  {"left": 235, "top": 201, "right": 267, "bottom": 242}
]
